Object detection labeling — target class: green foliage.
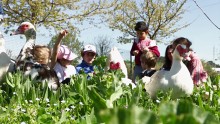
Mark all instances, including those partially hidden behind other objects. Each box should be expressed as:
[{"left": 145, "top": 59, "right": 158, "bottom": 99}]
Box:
[
  {"left": 93, "top": 55, "right": 108, "bottom": 71},
  {"left": 1, "top": 0, "right": 115, "bottom": 33},
  {"left": 124, "top": 60, "right": 134, "bottom": 79},
  {"left": 0, "top": 67, "right": 220, "bottom": 123},
  {"left": 203, "top": 60, "right": 219, "bottom": 77}
]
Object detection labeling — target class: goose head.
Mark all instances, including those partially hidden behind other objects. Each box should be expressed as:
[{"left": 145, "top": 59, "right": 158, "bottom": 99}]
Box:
[
  {"left": 10, "top": 22, "right": 36, "bottom": 40},
  {"left": 172, "top": 44, "right": 189, "bottom": 60}
]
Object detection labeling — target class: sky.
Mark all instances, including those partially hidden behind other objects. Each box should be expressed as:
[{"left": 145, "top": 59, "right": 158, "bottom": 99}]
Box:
[
  {"left": 1, "top": 0, "right": 220, "bottom": 64},
  {"left": 78, "top": 0, "right": 220, "bottom": 64}
]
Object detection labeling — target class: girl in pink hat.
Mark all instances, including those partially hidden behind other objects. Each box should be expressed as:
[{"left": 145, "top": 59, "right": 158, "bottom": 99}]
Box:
[{"left": 50, "top": 30, "right": 77, "bottom": 84}]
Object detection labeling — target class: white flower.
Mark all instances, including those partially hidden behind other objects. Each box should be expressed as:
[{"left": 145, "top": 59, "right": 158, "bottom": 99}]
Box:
[
  {"left": 46, "top": 98, "right": 49, "bottom": 103},
  {"left": 54, "top": 103, "right": 58, "bottom": 106},
  {"left": 79, "top": 102, "right": 83, "bottom": 105},
  {"left": 204, "top": 92, "right": 209, "bottom": 100},
  {"left": 29, "top": 100, "right": 33, "bottom": 103},
  {"left": 65, "top": 108, "right": 70, "bottom": 111},
  {"left": 21, "top": 122, "right": 26, "bottom": 124},
  {"left": 21, "top": 109, "right": 26, "bottom": 113},
  {"left": 61, "top": 100, "right": 66, "bottom": 103},
  {"left": 213, "top": 85, "right": 217, "bottom": 90},
  {"left": 13, "top": 92, "right": 16, "bottom": 95},
  {"left": 71, "top": 116, "right": 75, "bottom": 120},
  {"left": 36, "top": 98, "right": 40, "bottom": 101},
  {"left": 156, "top": 100, "right": 160, "bottom": 103},
  {"left": 2, "top": 108, "right": 6, "bottom": 111},
  {"left": 17, "top": 105, "right": 21, "bottom": 109},
  {"left": 70, "top": 105, "right": 75, "bottom": 109}
]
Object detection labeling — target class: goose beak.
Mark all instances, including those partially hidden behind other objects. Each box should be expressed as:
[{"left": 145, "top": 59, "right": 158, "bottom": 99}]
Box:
[
  {"left": 177, "top": 44, "right": 188, "bottom": 57},
  {"left": 10, "top": 29, "right": 22, "bottom": 36},
  {"left": 180, "top": 44, "right": 186, "bottom": 49}
]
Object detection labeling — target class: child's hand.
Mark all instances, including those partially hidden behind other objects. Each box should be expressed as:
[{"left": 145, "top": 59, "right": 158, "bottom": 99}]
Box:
[
  {"left": 59, "top": 30, "right": 68, "bottom": 38},
  {"left": 142, "top": 47, "right": 149, "bottom": 53},
  {"left": 133, "top": 50, "right": 139, "bottom": 56}
]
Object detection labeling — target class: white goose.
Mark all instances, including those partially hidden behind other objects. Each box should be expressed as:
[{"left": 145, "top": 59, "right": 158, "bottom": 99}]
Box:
[
  {"left": 11, "top": 22, "right": 36, "bottom": 70},
  {"left": 144, "top": 44, "right": 194, "bottom": 99},
  {"left": 0, "top": 32, "right": 15, "bottom": 81},
  {"left": 106, "top": 47, "right": 128, "bottom": 78},
  {"left": 106, "top": 47, "right": 136, "bottom": 88},
  {"left": 10, "top": 22, "right": 59, "bottom": 90}
]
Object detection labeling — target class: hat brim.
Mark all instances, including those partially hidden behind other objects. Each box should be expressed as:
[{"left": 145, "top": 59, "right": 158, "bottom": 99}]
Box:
[
  {"left": 62, "top": 53, "right": 77, "bottom": 61},
  {"left": 83, "top": 50, "right": 96, "bottom": 53}
]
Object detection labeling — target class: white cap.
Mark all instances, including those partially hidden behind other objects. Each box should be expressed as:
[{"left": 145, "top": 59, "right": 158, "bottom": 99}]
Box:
[{"left": 83, "top": 45, "right": 96, "bottom": 53}]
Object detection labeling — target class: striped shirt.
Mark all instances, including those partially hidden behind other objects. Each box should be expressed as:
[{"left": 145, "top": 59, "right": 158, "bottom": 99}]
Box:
[{"left": 186, "top": 51, "right": 208, "bottom": 86}]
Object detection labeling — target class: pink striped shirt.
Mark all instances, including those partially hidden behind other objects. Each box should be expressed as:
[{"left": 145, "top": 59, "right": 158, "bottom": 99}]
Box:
[{"left": 186, "top": 51, "right": 208, "bottom": 86}]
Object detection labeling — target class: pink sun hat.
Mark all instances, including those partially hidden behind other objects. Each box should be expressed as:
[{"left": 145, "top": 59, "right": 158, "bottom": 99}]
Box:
[{"left": 57, "top": 45, "right": 77, "bottom": 61}]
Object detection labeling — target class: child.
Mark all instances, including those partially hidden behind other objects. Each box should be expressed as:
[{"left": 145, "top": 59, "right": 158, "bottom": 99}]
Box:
[
  {"left": 140, "top": 51, "right": 158, "bottom": 78},
  {"left": 130, "top": 21, "right": 160, "bottom": 81},
  {"left": 22, "top": 45, "right": 59, "bottom": 90},
  {"left": 50, "top": 30, "right": 78, "bottom": 84},
  {"left": 33, "top": 45, "right": 51, "bottom": 65},
  {"left": 76, "top": 44, "right": 96, "bottom": 74},
  {"left": 185, "top": 49, "right": 208, "bottom": 86}
]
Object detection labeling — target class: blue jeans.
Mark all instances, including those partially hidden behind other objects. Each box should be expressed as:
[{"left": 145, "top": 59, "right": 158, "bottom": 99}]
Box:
[{"left": 133, "top": 65, "right": 142, "bottom": 82}]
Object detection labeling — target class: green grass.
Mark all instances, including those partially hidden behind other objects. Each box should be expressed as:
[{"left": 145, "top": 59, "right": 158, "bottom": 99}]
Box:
[{"left": 0, "top": 69, "right": 219, "bottom": 123}]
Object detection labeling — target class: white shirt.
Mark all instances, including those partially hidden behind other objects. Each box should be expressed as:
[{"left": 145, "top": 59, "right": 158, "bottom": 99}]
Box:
[{"left": 53, "top": 63, "right": 76, "bottom": 83}]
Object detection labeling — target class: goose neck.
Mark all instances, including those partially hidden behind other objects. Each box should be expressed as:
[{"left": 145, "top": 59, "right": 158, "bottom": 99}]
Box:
[
  {"left": 25, "top": 29, "right": 36, "bottom": 41},
  {"left": 170, "top": 60, "right": 183, "bottom": 72}
]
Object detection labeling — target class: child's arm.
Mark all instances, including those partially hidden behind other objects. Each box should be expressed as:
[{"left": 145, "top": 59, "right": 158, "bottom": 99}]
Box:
[
  {"left": 50, "top": 30, "right": 68, "bottom": 69},
  {"left": 130, "top": 42, "right": 139, "bottom": 56},
  {"left": 149, "top": 46, "right": 160, "bottom": 57}
]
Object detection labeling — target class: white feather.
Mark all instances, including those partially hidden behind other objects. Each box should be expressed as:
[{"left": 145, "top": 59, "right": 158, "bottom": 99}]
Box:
[
  {"left": 106, "top": 47, "right": 128, "bottom": 78},
  {"left": 0, "top": 32, "right": 15, "bottom": 81}
]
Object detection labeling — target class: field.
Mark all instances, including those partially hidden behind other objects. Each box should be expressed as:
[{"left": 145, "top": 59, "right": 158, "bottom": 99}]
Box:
[{"left": 0, "top": 57, "right": 219, "bottom": 124}]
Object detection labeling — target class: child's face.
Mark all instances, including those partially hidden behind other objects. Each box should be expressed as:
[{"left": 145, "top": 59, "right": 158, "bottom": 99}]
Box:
[
  {"left": 60, "top": 59, "right": 72, "bottom": 68},
  {"left": 83, "top": 52, "right": 96, "bottom": 65},
  {"left": 136, "top": 30, "right": 148, "bottom": 40}
]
